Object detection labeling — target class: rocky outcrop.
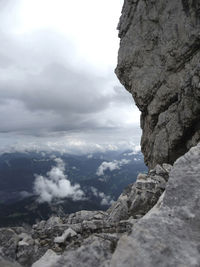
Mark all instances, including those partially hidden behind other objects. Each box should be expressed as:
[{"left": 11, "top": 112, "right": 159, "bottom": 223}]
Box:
[
  {"left": 107, "top": 163, "right": 170, "bottom": 221},
  {"left": 111, "top": 143, "right": 200, "bottom": 267},
  {"left": 116, "top": 0, "right": 200, "bottom": 168}
]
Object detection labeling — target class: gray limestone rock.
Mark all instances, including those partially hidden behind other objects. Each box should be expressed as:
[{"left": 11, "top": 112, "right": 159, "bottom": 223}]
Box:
[
  {"left": 107, "top": 163, "right": 170, "bottom": 221},
  {"left": 32, "top": 249, "right": 61, "bottom": 267},
  {"left": 110, "top": 144, "right": 200, "bottom": 267},
  {"left": 116, "top": 0, "right": 200, "bottom": 168},
  {"left": 54, "top": 228, "right": 77, "bottom": 244},
  {"left": 0, "top": 228, "right": 19, "bottom": 259},
  {"left": 0, "top": 257, "right": 22, "bottom": 267},
  {"left": 66, "top": 210, "right": 108, "bottom": 224},
  {"left": 107, "top": 195, "right": 129, "bottom": 222},
  {"left": 54, "top": 235, "right": 114, "bottom": 267}
]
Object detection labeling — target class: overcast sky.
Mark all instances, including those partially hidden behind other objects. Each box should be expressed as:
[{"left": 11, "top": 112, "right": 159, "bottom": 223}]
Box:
[{"left": 0, "top": 0, "right": 141, "bottom": 154}]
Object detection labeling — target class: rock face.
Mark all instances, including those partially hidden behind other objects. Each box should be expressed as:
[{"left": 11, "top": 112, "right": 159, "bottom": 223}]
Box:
[{"left": 116, "top": 0, "right": 200, "bottom": 168}]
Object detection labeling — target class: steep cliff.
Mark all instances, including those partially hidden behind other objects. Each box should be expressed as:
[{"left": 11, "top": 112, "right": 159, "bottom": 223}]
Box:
[{"left": 116, "top": 0, "right": 200, "bottom": 168}]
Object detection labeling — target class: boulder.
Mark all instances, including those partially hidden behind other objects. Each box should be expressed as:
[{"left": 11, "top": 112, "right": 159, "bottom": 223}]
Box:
[
  {"left": 54, "top": 228, "right": 77, "bottom": 244},
  {"left": 54, "top": 235, "right": 114, "bottom": 267},
  {"left": 32, "top": 249, "right": 61, "bottom": 267},
  {"left": 0, "top": 228, "right": 19, "bottom": 259}
]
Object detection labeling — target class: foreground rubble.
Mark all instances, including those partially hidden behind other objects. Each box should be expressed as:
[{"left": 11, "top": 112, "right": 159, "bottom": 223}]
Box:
[
  {"left": 1, "top": 145, "right": 200, "bottom": 266},
  {"left": 0, "top": 163, "right": 171, "bottom": 266}
]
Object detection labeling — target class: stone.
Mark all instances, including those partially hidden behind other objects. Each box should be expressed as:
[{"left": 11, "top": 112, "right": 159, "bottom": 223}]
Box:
[
  {"left": 0, "top": 257, "right": 22, "bottom": 267},
  {"left": 136, "top": 173, "right": 148, "bottom": 180},
  {"left": 107, "top": 164, "right": 169, "bottom": 221},
  {"left": 17, "top": 243, "right": 35, "bottom": 266},
  {"left": 66, "top": 210, "right": 107, "bottom": 224},
  {"left": 18, "top": 233, "right": 34, "bottom": 246},
  {"left": 32, "top": 220, "right": 46, "bottom": 231},
  {"left": 154, "top": 164, "right": 166, "bottom": 176},
  {"left": 0, "top": 228, "right": 19, "bottom": 259},
  {"left": 110, "top": 144, "right": 200, "bottom": 267},
  {"left": 54, "top": 228, "right": 77, "bottom": 244},
  {"left": 32, "top": 249, "right": 61, "bottom": 267},
  {"left": 116, "top": 0, "right": 200, "bottom": 168},
  {"left": 54, "top": 235, "right": 113, "bottom": 267},
  {"left": 107, "top": 196, "right": 129, "bottom": 222},
  {"left": 46, "top": 216, "right": 63, "bottom": 227},
  {"left": 162, "top": 163, "right": 173, "bottom": 174}
]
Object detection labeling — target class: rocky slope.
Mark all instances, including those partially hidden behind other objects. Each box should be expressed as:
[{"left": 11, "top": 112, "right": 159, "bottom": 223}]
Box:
[
  {"left": 116, "top": 0, "right": 200, "bottom": 168},
  {"left": 0, "top": 163, "right": 170, "bottom": 266},
  {"left": 1, "top": 146, "right": 200, "bottom": 266}
]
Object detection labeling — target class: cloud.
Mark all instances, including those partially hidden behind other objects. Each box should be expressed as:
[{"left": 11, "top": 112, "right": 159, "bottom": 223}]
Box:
[
  {"left": 0, "top": 59, "right": 139, "bottom": 134},
  {"left": 96, "top": 159, "right": 131, "bottom": 176},
  {"left": 123, "top": 146, "right": 141, "bottom": 156},
  {"left": 90, "top": 187, "right": 114, "bottom": 206},
  {"left": 0, "top": 0, "right": 141, "bottom": 154},
  {"left": 20, "top": 191, "right": 33, "bottom": 198},
  {"left": 33, "top": 158, "right": 85, "bottom": 203},
  {"left": 0, "top": 130, "right": 142, "bottom": 157}
]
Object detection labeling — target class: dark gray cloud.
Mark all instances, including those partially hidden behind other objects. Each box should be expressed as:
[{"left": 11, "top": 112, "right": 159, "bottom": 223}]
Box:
[
  {"left": 0, "top": 0, "right": 141, "bottom": 153},
  {"left": 0, "top": 37, "right": 136, "bottom": 133}
]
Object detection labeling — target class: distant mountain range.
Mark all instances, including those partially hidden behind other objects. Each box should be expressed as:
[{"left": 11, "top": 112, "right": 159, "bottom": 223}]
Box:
[{"left": 0, "top": 150, "right": 147, "bottom": 226}]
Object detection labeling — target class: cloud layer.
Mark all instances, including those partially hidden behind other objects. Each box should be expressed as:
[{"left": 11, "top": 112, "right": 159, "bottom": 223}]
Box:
[
  {"left": 34, "top": 158, "right": 85, "bottom": 203},
  {"left": 96, "top": 159, "right": 131, "bottom": 176}
]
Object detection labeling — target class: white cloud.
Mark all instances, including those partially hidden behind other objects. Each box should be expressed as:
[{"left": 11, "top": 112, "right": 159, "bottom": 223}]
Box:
[
  {"left": 91, "top": 186, "right": 98, "bottom": 197},
  {"left": 33, "top": 158, "right": 85, "bottom": 203},
  {"left": 96, "top": 159, "right": 131, "bottom": 176},
  {"left": 99, "top": 192, "right": 114, "bottom": 206},
  {"left": 127, "top": 146, "right": 141, "bottom": 155},
  {"left": 90, "top": 187, "right": 114, "bottom": 206}
]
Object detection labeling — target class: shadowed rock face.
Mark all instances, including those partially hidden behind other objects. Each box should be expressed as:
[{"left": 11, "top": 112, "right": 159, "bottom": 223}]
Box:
[{"left": 116, "top": 0, "right": 200, "bottom": 168}]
